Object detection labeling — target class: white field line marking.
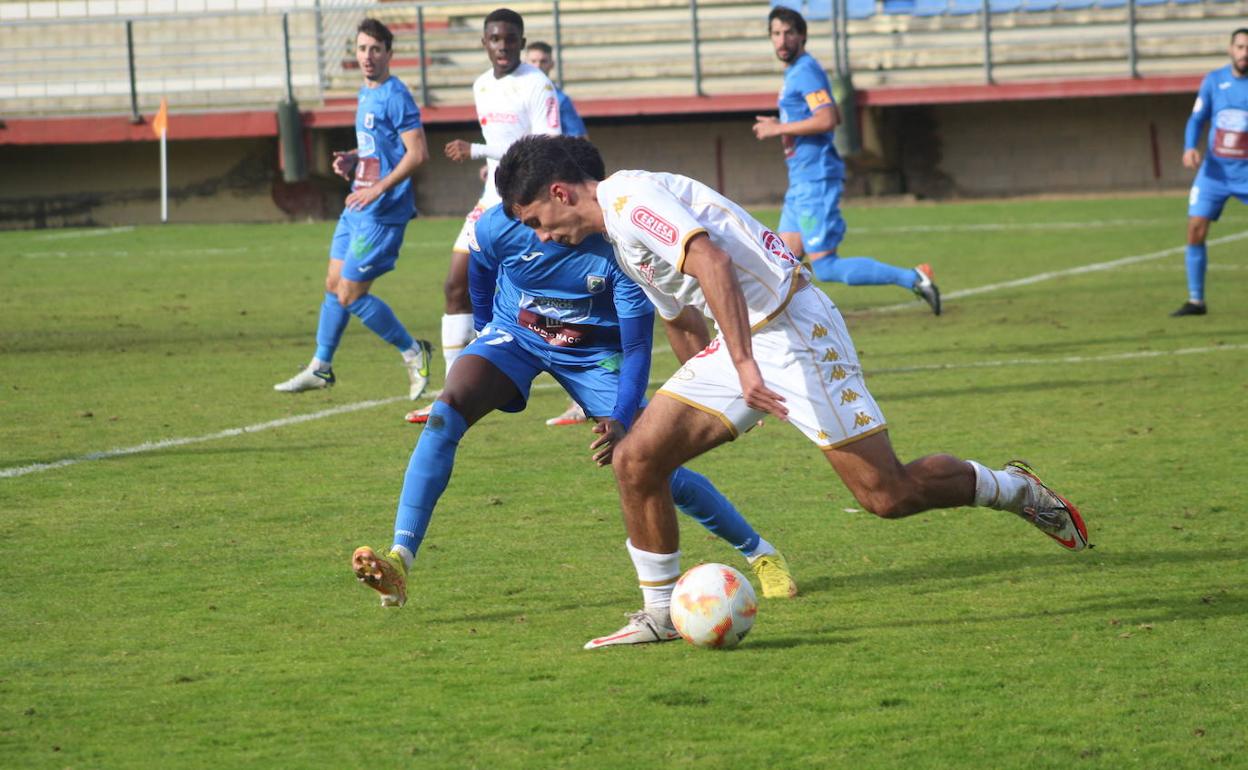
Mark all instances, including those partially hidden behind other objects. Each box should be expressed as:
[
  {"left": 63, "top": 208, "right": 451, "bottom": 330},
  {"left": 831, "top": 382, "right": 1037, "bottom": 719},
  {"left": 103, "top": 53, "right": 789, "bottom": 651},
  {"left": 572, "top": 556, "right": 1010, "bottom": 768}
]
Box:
[
  {"left": 5, "top": 344, "right": 1245, "bottom": 480},
  {"left": 853, "top": 218, "right": 1159, "bottom": 235},
  {"left": 0, "top": 396, "right": 405, "bottom": 479},
  {"left": 870, "top": 228, "right": 1248, "bottom": 313},
  {"left": 20, "top": 247, "right": 248, "bottom": 259},
  {"left": 869, "top": 343, "right": 1248, "bottom": 375},
  {"left": 34, "top": 226, "right": 135, "bottom": 241}
]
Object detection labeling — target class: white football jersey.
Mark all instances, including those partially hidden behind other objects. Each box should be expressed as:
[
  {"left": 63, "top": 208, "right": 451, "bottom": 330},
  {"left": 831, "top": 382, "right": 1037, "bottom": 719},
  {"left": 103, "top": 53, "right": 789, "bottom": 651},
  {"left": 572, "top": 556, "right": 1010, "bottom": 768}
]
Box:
[
  {"left": 474, "top": 62, "right": 561, "bottom": 189},
  {"left": 596, "top": 171, "right": 806, "bottom": 326}
]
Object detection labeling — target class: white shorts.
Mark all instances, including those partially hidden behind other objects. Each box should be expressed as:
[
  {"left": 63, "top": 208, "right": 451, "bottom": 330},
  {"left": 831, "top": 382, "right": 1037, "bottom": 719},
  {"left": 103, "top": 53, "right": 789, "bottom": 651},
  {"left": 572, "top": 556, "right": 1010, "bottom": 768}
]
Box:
[
  {"left": 451, "top": 183, "right": 502, "bottom": 253},
  {"left": 657, "top": 283, "right": 887, "bottom": 451}
]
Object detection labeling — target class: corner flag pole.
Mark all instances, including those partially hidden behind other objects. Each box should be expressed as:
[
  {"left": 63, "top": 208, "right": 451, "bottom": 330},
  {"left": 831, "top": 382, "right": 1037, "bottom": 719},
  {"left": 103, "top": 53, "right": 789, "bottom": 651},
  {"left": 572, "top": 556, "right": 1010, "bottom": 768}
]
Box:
[{"left": 152, "top": 97, "right": 169, "bottom": 222}]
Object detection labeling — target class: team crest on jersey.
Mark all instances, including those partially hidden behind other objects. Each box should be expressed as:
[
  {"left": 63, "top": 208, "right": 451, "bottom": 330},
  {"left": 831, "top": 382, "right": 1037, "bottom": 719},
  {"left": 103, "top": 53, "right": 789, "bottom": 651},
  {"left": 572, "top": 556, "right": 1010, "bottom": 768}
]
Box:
[
  {"left": 631, "top": 207, "right": 678, "bottom": 245},
  {"left": 364, "top": 112, "right": 375, "bottom": 129},
  {"left": 761, "top": 229, "right": 798, "bottom": 265},
  {"left": 586, "top": 275, "right": 606, "bottom": 294}
]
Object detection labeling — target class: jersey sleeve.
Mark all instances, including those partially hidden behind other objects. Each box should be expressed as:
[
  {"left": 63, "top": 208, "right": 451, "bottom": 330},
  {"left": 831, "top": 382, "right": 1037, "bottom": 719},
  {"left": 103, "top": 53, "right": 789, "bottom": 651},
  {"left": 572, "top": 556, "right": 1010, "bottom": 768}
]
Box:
[
  {"left": 795, "top": 62, "right": 835, "bottom": 114},
  {"left": 612, "top": 179, "right": 707, "bottom": 274},
  {"left": 389, "top": 84, "right": 423, "bottom": 134},
  {"left": 560, "top": 93, "right": 588, "bottom": 138},
  {"left": 468, "top": 210, "right": 502, "bottom": 331},
  {"left": 1185, "top": 74, "right": 1215, "bottom": 151},
  {"left": 528, "top": 77, "right": 562, "bottom": 136}
]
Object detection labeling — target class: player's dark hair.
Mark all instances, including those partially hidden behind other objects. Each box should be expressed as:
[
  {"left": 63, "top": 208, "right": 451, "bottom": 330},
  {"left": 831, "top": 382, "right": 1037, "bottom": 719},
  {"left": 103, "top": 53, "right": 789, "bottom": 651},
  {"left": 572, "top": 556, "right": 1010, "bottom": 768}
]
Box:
[
  {"left": 768, "top": 6, "right": 806, "bottom": 37},
  {"left": 1232, "top": 27, "right": 1248, "bottom": 43},
  {"left": 496, "top": 136, "right": 605, "bottom": 214},
  {"left": 526, "top": 40, "right": 553, "bottom": 55},
  {"left": 357, "top": 18, "right": 394, "bottom": 51},
  {"left": 485, "top": 8, "right": 524, "bottom": 34}
]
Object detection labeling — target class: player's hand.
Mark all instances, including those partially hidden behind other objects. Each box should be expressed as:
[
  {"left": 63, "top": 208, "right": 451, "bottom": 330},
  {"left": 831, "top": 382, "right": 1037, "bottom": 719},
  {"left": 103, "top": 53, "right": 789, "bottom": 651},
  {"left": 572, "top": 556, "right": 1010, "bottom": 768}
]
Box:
[
  {"left": 332, "top": 151, "right": 357, "bottom": 180},
  {"left": 738, "top": 365, "right": 787, "bottom": 420},
  {"left": 1182, "top": 148, "right": 1202, "bottom": 170},
  {"left": 345, "top": 184, "right": 382, "bottom": 211},
  {"left": 445, "top": 140, "right": 472, "bottom": 163},
  {"left": 478, "top": 163, "right": 489, "bottom": 182},
  {"left": 752, "top": 116, "right": 781, "bottom": 140},
  {"left": 590, "top": 418, "right": 627, "bottom": 467}
]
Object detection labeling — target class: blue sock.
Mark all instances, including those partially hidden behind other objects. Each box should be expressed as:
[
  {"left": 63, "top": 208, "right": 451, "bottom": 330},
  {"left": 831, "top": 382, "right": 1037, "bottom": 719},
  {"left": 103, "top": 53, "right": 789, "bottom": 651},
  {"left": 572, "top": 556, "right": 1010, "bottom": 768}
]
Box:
[
  {"left": 1184, "top": 244, "right": 1207, "bottom": 302},
  {"left": 669, "top": 467, "right": 761, "bottom": 554},
  {"left": 812, "top": 255, "right": 916, "bottom": 289},
  {"left": 392, "top": 401, "right": 469, "bottom": 557},
  {"left": 347, "top": 294, "right": 415, "bottom": 352},
  {"left": 314, "top": 291, "right": 350, "bottom": 364}
]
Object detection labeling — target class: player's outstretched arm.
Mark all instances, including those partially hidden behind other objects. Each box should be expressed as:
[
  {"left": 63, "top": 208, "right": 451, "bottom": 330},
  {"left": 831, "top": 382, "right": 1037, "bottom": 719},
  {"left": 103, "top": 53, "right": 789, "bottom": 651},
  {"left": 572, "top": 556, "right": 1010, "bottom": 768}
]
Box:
[{"left": 680, "top": 235, "right": 787, "bottom": 420}]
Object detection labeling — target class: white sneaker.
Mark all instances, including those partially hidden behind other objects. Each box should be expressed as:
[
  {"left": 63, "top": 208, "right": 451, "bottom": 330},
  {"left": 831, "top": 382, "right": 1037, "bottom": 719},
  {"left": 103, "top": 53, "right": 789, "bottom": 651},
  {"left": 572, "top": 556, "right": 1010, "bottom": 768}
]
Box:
[
  {"left": 584, "top": 609, "right": 681, "bottom": 650},
  {"left": 274, "top": 365, "right": 335, "bottom": 393},
  {"left": 404, "top": 339, "right": 434, "bottom": 401},
  {"left": 545, "top": 401, "right": 588, "bottom": 426}
]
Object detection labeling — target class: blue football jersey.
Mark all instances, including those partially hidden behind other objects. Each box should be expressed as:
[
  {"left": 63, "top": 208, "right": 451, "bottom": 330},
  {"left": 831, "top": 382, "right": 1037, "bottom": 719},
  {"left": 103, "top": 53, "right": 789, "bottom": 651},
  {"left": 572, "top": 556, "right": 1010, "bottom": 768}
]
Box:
[
  {"left": 1187, "top": 65, "right": 1248, "bottom": 187},
  {"left": 778, "top": 53, "right": 843, "bottom": 184},
  {"left": 471, "top": 205, "right": 653, "bottom": 366},
  {"left": 557, "top": 89, "right": 588, "bottom": 138},
  {"left": 348, "top": 76, "right": 422, "bottom": 224}
]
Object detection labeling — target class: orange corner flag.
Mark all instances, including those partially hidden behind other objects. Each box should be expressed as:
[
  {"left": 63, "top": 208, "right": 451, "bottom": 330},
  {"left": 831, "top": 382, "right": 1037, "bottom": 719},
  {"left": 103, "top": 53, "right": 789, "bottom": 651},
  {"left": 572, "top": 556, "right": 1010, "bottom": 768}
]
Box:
[{"left": 152, "top": 97, "right": 168, "bottom": 138}]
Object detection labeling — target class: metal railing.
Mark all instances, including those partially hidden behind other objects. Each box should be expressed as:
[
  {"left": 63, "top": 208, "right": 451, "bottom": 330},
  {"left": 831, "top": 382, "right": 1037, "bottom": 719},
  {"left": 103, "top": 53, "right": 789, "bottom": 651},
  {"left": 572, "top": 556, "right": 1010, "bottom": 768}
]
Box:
[{"left": 0, "top": 0, "right": 1240, "bottom": 118}]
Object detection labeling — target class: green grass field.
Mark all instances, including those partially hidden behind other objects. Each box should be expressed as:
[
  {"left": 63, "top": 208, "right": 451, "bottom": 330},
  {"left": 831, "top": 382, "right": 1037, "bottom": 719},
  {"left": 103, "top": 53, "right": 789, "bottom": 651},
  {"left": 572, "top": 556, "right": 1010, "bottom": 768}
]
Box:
[{"left": 2, "top": 195, "right": 1246, "bottom": 769}]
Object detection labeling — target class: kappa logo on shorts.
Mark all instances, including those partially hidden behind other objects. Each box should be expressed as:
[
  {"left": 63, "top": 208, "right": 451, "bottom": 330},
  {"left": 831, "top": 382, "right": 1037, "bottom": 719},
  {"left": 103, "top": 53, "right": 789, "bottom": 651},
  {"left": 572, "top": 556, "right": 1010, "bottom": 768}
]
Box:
[
  {"left": 631, "top": 207, "right": 678, "bottom": 245},
  {"left": 839, "top": 388, "right": 861, "bottom": 405},
  {"left": 853, "top": 412, "right": 874, "bottom": 428}
]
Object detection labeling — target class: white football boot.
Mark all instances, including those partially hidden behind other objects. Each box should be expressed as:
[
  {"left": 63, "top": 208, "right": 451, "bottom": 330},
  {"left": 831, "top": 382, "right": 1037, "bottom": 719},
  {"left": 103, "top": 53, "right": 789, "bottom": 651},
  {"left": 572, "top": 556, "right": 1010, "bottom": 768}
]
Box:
[
  {"left": 584, "top": 609, "right": 681, "bottom": 650},
  {"left": 404, "top": 340, "right": 434, "bottom": 401},
  {"left": 274, "top": 365, "right": 335, "bottom": 393}
]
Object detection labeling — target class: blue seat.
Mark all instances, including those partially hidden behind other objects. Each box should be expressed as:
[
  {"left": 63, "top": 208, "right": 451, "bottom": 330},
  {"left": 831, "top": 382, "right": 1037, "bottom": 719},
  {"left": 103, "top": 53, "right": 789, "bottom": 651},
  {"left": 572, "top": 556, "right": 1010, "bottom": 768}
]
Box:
[
  {"left": 1094, "top": 0, "right": 1124, "bottom": 7},
  {"left": 802, "top": 0, "right": 835, "bottom": 20},
  {"left": 1135, "top": 0, "right": 1167, "bottom": 5},
  {"left": 1172, "top": 0, "right": 1201, "bottom": 4},
  {"left": 913, "top": 0, "right": 949, "bottom": 13},
  {"left": 846, "top": 0, "right": 876, "bottom": 18},
  {"left": 883, "top": 0, "right": 915, "bottom": 12},
  {"left": 990, "top": 0, "right": 1022, "bottom": 11},
  {"left": 1021, "top": 0, "right": 1056, "bottom": 10},
  {"left": 949, "top": 0, "right": 983, "bottom": 13},
  {"left": 769, "top": 0, "right": 804, "bottom": 10},
  {"left": 1057, "top": 0, "right": 1095, "bottom": 9}
]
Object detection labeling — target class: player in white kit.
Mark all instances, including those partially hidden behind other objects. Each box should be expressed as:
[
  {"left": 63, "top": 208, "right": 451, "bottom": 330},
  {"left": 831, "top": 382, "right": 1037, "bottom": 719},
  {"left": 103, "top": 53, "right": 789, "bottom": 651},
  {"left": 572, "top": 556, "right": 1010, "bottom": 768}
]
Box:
[
  {"left": 497, "top": 135, "right": 1090, "bottom": 649},
  {"left": 409, "top": 8, "right": 561, "bottom": 423}
]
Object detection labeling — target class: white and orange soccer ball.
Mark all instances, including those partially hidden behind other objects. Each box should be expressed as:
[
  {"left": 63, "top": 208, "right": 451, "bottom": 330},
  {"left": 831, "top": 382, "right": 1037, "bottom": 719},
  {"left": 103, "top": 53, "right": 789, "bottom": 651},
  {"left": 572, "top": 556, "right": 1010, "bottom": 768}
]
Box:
[{"left": 669, "top": 563, "right": 757, "bottom": 649}]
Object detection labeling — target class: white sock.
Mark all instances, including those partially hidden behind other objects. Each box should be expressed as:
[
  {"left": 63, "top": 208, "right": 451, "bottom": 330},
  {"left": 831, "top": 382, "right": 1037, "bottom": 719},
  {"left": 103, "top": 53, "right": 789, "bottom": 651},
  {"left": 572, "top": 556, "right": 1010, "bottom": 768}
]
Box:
[
  {"left": 310, "top": 358, "right": 331, "bottom": 372},
  {"left": 441, "top": 313, "right": 475, "bottom": 372},
  {"left": 625, "top": 539, "right": 681, "bottom": 613},
  {"left": 969, "top": 461, "right": 1029, "bottom": 513},
  {"left": 744, "top": 537, "right": 776, "bottom": 562},
  {"left": 388, "top": 545, "right": 414, "bottom": 571},
  {"left": 400, "top": 345, "right": 422, "bottom": 362}
]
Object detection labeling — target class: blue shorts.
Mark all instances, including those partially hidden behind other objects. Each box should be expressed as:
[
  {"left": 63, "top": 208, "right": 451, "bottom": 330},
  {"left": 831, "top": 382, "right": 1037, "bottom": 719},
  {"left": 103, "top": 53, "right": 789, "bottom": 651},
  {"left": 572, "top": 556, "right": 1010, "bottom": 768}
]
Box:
[
  {"left": 1188, "top": 165, "right": 1248, "bottom": 220},
  {"left": 463, "top": 326, "right": 633, "bottom": 417},
  {"left": 329, "top": 215, "right": 406, "bottom": 282},
  {"left": 779, "top": 177, "right": 848, "bottom": 255}
]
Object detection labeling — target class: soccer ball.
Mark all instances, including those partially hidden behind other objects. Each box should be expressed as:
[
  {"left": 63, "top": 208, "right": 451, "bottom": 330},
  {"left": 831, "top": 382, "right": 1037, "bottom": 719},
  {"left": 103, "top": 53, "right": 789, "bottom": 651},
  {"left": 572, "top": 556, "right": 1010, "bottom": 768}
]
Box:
[{"left": 669, "top": 563, "right": 757, "bottom": 649}]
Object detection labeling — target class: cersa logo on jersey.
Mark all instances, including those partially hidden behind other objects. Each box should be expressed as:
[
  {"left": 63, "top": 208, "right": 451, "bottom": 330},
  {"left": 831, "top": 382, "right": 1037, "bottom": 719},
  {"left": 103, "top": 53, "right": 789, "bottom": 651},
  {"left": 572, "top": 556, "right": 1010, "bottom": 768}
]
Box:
[
  {"left": 630, "top": 207, "right": 678, "bottom": 245},
  {"left": 480, "top": 112, "right": 520, "bottom": 126},
  {"left": 585, "top": 275, "right": 606, "bottom": 293}
]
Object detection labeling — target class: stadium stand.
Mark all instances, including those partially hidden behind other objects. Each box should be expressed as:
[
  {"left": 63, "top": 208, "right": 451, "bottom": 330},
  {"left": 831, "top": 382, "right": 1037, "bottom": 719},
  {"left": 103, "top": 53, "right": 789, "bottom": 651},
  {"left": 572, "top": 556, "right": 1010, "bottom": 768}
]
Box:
[{"left": 1, "top": 0, "right": 1245, "bottom": 121}]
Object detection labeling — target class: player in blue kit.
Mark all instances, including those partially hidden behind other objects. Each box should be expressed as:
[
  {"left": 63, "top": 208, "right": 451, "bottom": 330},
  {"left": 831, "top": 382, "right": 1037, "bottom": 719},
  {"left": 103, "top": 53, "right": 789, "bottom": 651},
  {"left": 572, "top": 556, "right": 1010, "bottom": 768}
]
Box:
[
  {"left": 1176, "top": 28, "right": 1248, "bottom": 317},
  {"left": 274, "top": 18, "right": 434, "bottom": 398},
  {"left": 352, "top": 148, "right": 797, "bottom": 630},
  {"left": 752, "top": 7, "right": 941, "bottom": 315},
  {"left": 526, "top": 42, "right": 588, "bottom": 139}
]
